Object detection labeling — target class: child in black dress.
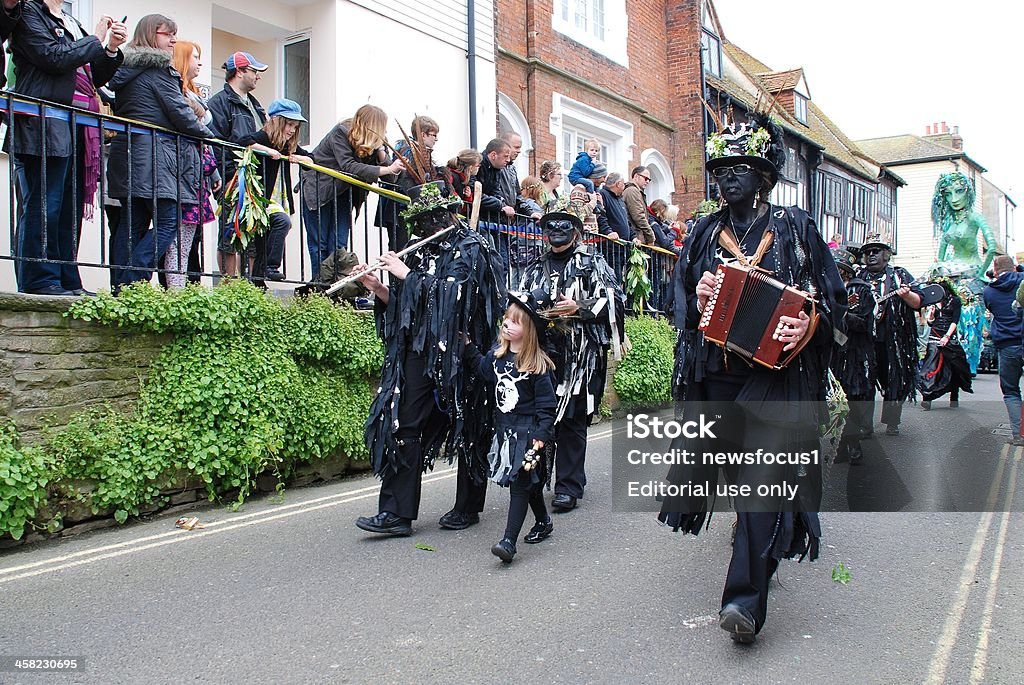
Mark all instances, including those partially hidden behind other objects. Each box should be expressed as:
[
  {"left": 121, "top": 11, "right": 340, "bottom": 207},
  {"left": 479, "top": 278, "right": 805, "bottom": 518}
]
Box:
[{"left": 465, "top": 292, "right": 557, "bottom": 563}]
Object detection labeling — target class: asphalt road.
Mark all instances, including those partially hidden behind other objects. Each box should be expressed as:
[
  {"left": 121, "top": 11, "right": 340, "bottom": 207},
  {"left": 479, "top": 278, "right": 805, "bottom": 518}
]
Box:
[{"left": 0, "top": 373, "right": 1021, "bottom": 684}]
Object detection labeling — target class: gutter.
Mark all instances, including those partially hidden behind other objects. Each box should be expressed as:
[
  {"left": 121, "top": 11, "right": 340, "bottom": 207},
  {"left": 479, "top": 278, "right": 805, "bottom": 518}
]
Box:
[{"left": 467, "top": 0, "right": 478, "bottom": 148}]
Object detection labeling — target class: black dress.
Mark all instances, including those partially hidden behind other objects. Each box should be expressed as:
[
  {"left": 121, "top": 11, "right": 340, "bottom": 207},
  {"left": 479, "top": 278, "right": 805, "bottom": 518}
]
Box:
[{"left": 919, "top": 294, "right": 973, "bottom": 401}]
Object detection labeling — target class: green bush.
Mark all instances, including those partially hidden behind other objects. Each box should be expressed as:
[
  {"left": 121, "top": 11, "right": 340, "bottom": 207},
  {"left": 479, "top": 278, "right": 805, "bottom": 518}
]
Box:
[
  {"left": 0, "top": 279, "right": 389, "bottom": 528},
  {"left": 613, "top": 315, "right": 676, "bottom": 407},
  {"left": 0, "top": 420, "right": 54, "bottom": 539}
]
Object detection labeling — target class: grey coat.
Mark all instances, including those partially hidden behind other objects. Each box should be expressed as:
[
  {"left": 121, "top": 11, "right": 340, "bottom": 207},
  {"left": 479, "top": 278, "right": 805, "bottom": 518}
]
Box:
[
  {"left": 299, "top": 124, "right": 382, "bottom": 211},
  {"left": 105, "top": 47, "right": 213, "bottom": 202}
]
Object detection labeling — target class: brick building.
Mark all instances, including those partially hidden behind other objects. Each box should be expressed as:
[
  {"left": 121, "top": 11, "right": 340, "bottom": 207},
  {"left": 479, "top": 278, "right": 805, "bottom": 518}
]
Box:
[{"left": 494, "top": 0, "right": 706, "bottom": 210}]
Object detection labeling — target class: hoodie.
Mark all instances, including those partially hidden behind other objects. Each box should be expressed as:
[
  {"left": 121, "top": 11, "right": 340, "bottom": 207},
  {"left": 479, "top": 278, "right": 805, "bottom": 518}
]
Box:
[{"left": 983, "top": 270, "right": 1024, "bottom": 348}]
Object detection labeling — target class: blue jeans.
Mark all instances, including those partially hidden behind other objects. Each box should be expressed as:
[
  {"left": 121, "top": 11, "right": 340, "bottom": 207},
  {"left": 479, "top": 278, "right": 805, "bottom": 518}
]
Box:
[
  {"left": 112, "top": 198, "right": 181, "bottom": 286},
  {"left": 302, "top": 195, "right": 352, "bottom": 281},
  {"left": 997, "top": 344, "right": 1023, "bottom": 437},
  {"left": 15, "top": 154, "right": 81, "bottom": 292}
]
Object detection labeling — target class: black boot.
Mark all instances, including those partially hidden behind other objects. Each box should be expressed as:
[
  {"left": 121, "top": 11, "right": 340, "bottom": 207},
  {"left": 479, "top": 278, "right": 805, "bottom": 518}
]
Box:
[{"left": 848, "top": 440, "right": 863, "bottom": 465}]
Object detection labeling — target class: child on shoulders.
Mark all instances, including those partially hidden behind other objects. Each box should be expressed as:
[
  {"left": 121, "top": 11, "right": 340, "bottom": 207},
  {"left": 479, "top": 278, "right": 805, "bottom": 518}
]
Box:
[{"left": 567, "top": 138, "right": 602, "bottom": 192}]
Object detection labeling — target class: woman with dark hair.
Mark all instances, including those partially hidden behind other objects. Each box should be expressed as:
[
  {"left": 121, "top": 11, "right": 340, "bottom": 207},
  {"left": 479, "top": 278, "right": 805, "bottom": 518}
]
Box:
[
  {"left": 445, "top": 148, "right": 481, "bottom": 216},
  {"left": 538, "top": 160, "right": 563, "bottom": 211},
  {"left": 7, "top": 1, "right": 127, "bottom": 295},
  {"left": 299, "top": 104, "right": 404, "bottom": 280},
  {"left": 106, "top": 14, "right": 215, "bottom": 287},
  {"left": 919, "top": 279, "right": 974, "bottom": 409}
]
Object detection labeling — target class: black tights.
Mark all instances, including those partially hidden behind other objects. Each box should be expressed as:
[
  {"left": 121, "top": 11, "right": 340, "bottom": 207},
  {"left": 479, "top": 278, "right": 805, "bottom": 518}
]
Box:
[{"left": 503, "top": 470, "right": 548, "bottom": 541}]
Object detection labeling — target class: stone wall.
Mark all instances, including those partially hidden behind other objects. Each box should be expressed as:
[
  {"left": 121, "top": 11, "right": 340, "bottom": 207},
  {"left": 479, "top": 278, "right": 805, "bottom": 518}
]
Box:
[{"left": 0, "top": 293, "right": 169, "bottom": 445}]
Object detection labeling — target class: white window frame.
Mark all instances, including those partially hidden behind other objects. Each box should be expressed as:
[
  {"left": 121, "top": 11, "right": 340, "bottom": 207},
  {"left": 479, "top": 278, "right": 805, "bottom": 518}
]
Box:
[
  {"left": 794, "top": 94, "right": 808, "bottom": 125},
  {"left": 552, "top": 0, "right": 628, "bottom": 67},
  {"left": 280, "top": 33, "right": 312, "bottom": 146},
  {"left": 550, "top": 93, "right": 634, "bottom": 186}
]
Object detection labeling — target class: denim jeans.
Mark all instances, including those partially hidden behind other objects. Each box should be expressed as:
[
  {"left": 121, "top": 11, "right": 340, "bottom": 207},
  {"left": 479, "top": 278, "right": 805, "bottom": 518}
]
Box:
[
  {"left": 112, "top": 198, "right": 181, "bottom": 286},
  {"left": 302, "top": 195, "right": 352, "bottom": 281},
  {"left": 997, "top": 344, "right": 1023, "bottom": 436},
  {"left": 15, "top": 154, "right": 80, "bottom": 292}
]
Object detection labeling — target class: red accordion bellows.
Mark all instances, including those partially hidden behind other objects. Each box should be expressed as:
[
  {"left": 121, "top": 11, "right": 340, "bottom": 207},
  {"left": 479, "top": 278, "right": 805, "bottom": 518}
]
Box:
[{"left": 698, "top": 262, "right": 816, "bottom": 369}]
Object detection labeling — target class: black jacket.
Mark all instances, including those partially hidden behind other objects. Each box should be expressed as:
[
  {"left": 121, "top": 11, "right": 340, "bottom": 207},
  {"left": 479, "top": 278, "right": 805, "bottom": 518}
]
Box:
[
  {"left": 105, "top": 47, "right": 213, "bottom": 202},
  {"left": 207, "top": 82, "right": 266, "bottom": 181},
  {"left": 0, "top": 1, "right": 21, "bottom": 90},
  {"left": 6, "top": 0, "right": 122, "bottom": 156},
  {"left": 598, "top": 186, "right": 630, "bottom": 239}
]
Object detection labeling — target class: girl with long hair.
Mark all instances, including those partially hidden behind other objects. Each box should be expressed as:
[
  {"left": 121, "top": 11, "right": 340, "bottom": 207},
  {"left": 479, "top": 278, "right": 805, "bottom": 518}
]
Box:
[
  {"left": 238, "top": 99, "right": 313, "bottom": 281},
  {"left": 162, "top": 40, "right": 220, "bottom": 288},
  {"left": 463, "top": 292, "right": 557, "bottom": 563},
  {"left": 299, "top": 104, "right": 404, "bottom": 280},
  {"left": 446, "top": 148, "right": 481, "bottom": 216}
]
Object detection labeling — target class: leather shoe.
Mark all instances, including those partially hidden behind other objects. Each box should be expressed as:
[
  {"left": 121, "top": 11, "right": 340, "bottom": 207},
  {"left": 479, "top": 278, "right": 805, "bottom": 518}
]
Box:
[
  {"left": 355, "top": 512, "right": 412, "bottom": 536},
  {"left": 551, "top": 494, "right": 577, "bottom": 511},
  {"left": 71, "top": 288, "right": 96, "bottom": 297},
  {"left": 1008, "top": 436, "right": 1024, "bottom": 447},
  {"left": 491, "top": 537, "right": 516, "bottom": 563},
  {"left": 25, "top": 285, "right": 75, "bottom": 296},
  {"left": 920, "top": 400, "right": 931, "bottom": 411},
  {"left": 719, "top": 602, "right": 757, "bottom": 644},
  {"left": 438, "top": 510, "right": 480, "bottom": 530},
  {"left": 885, "top": 424, "right": 900, "bottom": 436},
  {"left": 524, "top": 518, "right": 553, "bottom": 544},
  {"left": 265, "top": 269, "right": 285, "bottom": 281},
  {"left": 847, "top": 440, "right": 863, "bottom": 464}
]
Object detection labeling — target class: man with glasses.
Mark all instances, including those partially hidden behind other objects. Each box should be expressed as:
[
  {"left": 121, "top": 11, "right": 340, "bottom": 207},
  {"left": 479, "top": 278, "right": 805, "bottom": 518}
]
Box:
[
  {"left": 208, "top": 51, "right": 269, "bottom": 276},
  {"left": 856, "top": 235, "right": 922, "bottom": 436},
  {"left": 621, "top": 165, "right": 656, "bottom": 246}
]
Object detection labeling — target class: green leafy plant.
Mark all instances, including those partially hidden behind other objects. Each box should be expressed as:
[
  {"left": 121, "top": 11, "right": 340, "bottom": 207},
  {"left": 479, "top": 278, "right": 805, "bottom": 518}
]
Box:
[
  {"left": 0, "top": 420, "right": 54, "bottom": 540},
  {"left": 624, "top": 246, "right": 653, "bottom": 315},
  {"left": 832, "top": 562, "right": 852, "bottom": 585},
  {"left": 613, "top": 315, "right": 675, "bottom": 407}
]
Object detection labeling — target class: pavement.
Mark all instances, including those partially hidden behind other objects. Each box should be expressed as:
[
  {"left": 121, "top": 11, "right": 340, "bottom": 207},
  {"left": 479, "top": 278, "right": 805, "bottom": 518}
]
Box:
[{"left": 0, "top": 373, "right": 1021, "bottom": 684}]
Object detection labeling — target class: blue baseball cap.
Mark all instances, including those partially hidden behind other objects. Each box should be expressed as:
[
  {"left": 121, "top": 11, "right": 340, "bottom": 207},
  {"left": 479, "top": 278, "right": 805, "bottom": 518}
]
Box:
[
  {"left": 223, "top": 51, "right": 268, "bottom": 72},
  {"left": 267, "top": 98, "right": 307, "bottom": 122}
]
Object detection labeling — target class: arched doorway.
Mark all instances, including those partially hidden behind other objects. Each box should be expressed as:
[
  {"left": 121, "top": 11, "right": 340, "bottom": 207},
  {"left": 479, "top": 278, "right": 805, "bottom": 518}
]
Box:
[{"left": 497, "top": 92, "right": 533, "bottom": 181}]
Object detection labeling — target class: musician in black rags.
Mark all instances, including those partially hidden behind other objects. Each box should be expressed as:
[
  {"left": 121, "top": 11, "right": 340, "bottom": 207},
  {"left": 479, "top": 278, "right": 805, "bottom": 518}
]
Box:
[
  {"left": 830, "top": 246, "right": 875, "bottom": 464},
  {"left": 519, "top": 210, "right": 625, "bottom": 511},
  {"left": 855, "top": 235, "right": 922, "bottom": 436},
  {"left": 355, "top": 181, "right": 506, "bottom": 536},
  {"left": 659, "top": 113, "right": 846, "bottom": 644}
]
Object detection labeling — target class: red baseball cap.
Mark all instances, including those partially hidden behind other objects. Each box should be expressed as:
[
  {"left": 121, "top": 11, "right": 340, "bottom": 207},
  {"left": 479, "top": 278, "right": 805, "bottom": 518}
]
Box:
[{"left": 223, "top": 51, "right": 268, "bottom": 72}]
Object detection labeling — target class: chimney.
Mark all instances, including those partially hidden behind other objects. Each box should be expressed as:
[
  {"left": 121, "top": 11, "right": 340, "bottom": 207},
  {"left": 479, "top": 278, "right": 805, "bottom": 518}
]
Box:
[
  {"left": 926, "top": 124, "right": 932, "bottom": 135},
  {"left": 942, "top": 121, "right": 948, "bottom": 133},
  {"left": 933, "top": 121, "right": 939, "bottom": 134},
  {"left": 951, "top": 126, "right": 963, "bottom": 150}
]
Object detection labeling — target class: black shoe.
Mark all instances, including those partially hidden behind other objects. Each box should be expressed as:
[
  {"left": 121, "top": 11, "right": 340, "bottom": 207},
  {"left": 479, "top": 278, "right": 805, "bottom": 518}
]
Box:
[
  {"left": 885, "top": 424, "right": 900, "bottom": 436},
  {"left": 355, "top": 512, "right": 412, "bottom": 536},
  {"left": 491, "top": 537, "right": 516, "bottom": 563},
  {"left": 834, "top": 441, "right": 849, "bottom": 464},
  {"left": 847, "top": 441, "right": 864, "bottom": 464},
  {"left": 920, "top": 400, "right": 931, "bottom": 411},
  {"left": 719, "top": 602, "right": 757, "bottom": 644},
  {"left": 266, "top": 269, "right": 285, "bottom": 281},
  {"left": 438, "top": 510, "right": 480, "bottom": 530},
  {"left": 551, "top": 494, "right": 577, "bottom": 511},
  {"left": 524, "top": 518, "right": 553, "bottom": 544},
  {"left": 70, "top": 288, "right": 96, "bottom": 297},
  {"left": 950, "top": 400, "right": 959, "bottom": 408},
  {"left": 25, "top": 285, "right": 75, "bottom": 296}
]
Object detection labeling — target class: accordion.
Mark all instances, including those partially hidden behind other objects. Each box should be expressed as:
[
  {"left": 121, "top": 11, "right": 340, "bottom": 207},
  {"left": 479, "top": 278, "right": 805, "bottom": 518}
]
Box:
[{"left": 698, "top": 262, "right": 817, "bottom": 369}]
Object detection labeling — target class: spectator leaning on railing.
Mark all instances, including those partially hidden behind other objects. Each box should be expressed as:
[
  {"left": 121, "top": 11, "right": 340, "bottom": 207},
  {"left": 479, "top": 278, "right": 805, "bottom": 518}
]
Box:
[
  {"left": 6, "top": 0, "right": 126, "bottom": 296},
  {"left": 106, "top": 14, "right": 214, "bottom": 288}
]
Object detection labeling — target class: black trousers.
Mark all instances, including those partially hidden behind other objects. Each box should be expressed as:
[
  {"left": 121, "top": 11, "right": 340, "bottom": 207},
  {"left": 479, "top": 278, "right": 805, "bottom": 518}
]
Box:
[
  {"left": 377, "top": 352, "right": 444, "bottom": 520},
  {"left": 450, "top": 456, "right": 487, "bottom": 515},
  {"left": 724, "top": 512, "right": 781, "bottom": 632},
  {"left": 874, "top": 340, "right": 905, "bottom": 427},
  {"left": 503, "top": 470, "right": 548, "bottom": 541},
  {"left": 553, "top": 399, "right": 590, "bottom": 498}
]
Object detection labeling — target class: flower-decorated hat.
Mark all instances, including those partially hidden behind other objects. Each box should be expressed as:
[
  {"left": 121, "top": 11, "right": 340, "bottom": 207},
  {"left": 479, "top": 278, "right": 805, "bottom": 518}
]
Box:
[
  {"left": 705, "top": 112, "right": 786, "bottom": 189},
  {"left": 831, "top": 246, "right": 860, "bottom": 276},
  {"left": 861, "top": 232, "right": 895, "bottom": 255},
  {"left": 400, "top": 181, "right": 462, "bottom": 224},
  {"left": 506, "top": 290, "right": 549, "bottom": 339}
]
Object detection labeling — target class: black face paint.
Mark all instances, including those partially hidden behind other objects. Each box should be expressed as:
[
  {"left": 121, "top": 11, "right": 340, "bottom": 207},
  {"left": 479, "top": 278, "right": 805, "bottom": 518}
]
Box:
[
  {"left": 863, "top": 248, "right": 890, "bottom": 273},
  {"left": 544, "top": 220, "right": 577, "bottom": 248},
  {"left": 414, "top": 208, "right": 453, "bottom": 236}
]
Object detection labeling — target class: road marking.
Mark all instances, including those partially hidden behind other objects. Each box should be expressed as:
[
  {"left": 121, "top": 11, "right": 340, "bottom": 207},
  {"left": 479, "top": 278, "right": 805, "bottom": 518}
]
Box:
[
  {"left": 969, "top": 449, "right": 1021, "bottom": 685},
  {"left": 0, "top": 425, "right": 624, "bottom": 585},
  {"left": 0, "top": 472, "right": 458, "bottom": 585},
  {"left": 924, "top": 444, "right": 1011, "bottom": 685}
]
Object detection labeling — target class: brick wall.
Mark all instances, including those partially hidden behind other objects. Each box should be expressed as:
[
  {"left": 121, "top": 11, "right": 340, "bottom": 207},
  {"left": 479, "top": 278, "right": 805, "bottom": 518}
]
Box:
[
  {"left": 495, "top": 1, "right": 707, "bottom": 211},
  {"left": 0, "top": 294, "right": 168, "bottom": 445}
]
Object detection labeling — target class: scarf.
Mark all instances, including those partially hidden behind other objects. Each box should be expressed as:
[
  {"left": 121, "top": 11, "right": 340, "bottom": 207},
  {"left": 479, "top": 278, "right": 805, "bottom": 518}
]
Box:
[{"left": 71, "top": 65, "right": 101, "bottom": 220}]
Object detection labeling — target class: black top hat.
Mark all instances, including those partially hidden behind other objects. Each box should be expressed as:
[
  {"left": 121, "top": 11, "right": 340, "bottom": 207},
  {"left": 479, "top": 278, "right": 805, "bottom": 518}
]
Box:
[
  {"left": 861, "top": 233, "right": 895, "bottom": 255},
  {"left": 831, "top": 246, "right": 859, "bottom": 275},
  {"left": 506, "top": 290, "right": 549, "bottom": 341},
  {"left": 538, "top": 211, "right": 583, "bottom": 233},
  {"left": 705, "top": 113, "right": 786, "bottom": 189},
  {"left": 400, "top": 181, "right": 462, "bottom": 223}
]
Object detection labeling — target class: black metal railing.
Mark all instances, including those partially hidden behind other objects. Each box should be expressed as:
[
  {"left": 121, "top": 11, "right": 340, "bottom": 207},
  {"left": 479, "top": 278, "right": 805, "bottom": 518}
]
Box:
[{"left": 0, "top": 93, "right": 676, "bottom": 313}]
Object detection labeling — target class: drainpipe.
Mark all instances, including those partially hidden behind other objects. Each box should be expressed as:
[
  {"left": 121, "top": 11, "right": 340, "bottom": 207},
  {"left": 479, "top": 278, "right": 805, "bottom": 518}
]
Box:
[
  {"left": 467, "top": 0, "right": 478, "bottom": 149},
  {"left": 699, "top": 33, "right": 710, "bottom": 200}
]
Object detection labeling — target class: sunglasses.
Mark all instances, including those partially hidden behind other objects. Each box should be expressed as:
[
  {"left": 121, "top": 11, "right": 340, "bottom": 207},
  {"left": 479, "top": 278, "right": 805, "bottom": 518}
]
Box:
[
  {"left": 711, "top": 163, "right": 753, "bottom": 179},
  {"left": 638, "top": 174, "right": 651, "bottom": 181}
]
